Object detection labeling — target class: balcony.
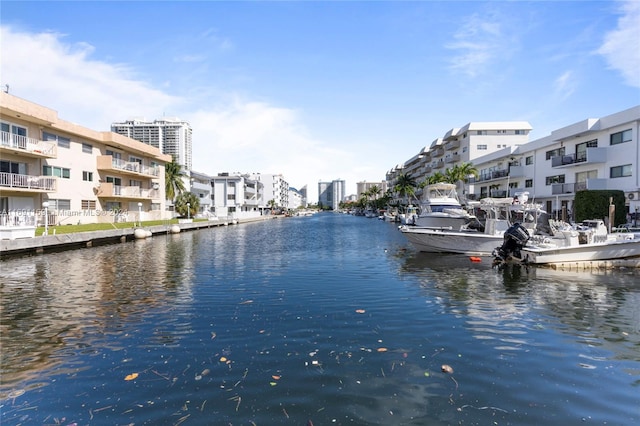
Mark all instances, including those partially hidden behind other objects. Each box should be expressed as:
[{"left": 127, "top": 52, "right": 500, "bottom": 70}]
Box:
[
  {"left": 433, "top": 161, "right": 445, "bottom": 169},
  {"left": 551, "top": 147, "right": 607, "bottom": 168},
  {"left": 95, "top": 182, "right": 159, "bottom": 200},
  {"left": 1, "top": 131, "right": 57, "bottom": 158},
  {"left": 552, "top": 183, "right": 575, "bottom": 195},
  {"left": 507, "top": 165, "right": 525, "bottom": 178},
  {"left": 445, "top": 154, "right": 460, "bottom": 164},
  {"left": 97, "top": 156, "right": 160, "bottom": 178},
  {"left": 444, "top": 139, "right": 460, "bottom": 151},
  {"left": 432, "top": 148, "right": 445, "bottom": 158},
  {"left": 473, "top": 169, "right": 509, "bottom": 183},
  {"left": 0, "top": 172, "right": 57, "bottom": 193},
  {"left": 574, "top": 178, "right": 608, "bottom": 192}
]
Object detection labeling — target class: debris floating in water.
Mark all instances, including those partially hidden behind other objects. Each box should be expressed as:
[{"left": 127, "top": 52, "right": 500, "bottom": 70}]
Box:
[{"left": 441, "top": 364, "right": 454, "bottom": 374}]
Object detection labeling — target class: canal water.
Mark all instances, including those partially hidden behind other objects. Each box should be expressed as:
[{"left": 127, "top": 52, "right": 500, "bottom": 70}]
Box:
[{"left": 1, "top": 213, "right": 639, "bottom": 425}]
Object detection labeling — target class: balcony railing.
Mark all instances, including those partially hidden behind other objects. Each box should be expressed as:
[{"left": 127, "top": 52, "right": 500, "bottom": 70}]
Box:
[
  {"left": 551, "top": 147, "right": 607, "bottom": 168},
  {"left": 470, "top": 169, "right": 509, "bottom": 183},
  {"left": 95, "top": 182, "right": 159, "bottom": 199},
  {"left": 552, "top": 183, "right": 575, "bottom": 195},
  {"left": 0, "top": 172, "right": 57, "bottom": 191},
  {"left": 97, "top": 156, "right": 160, "bottom": 177},
  {"left": 445, "top": 154, "right": 460, "bottom": 164},
  {"left": 1, "top": 131, "right": 57, "bottom": 158},
  {"left": 444, "top": 139, "right": 460, "bottom": 151}
]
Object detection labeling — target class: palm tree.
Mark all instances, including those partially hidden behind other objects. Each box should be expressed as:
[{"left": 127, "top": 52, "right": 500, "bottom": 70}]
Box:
[
  {"left": 165, "top": 160, "right": 186, "bottom": 203},
  {"left": 369, "top": 185, "right": 381, "bottom": 202},
  {"left": 452, "top": 162, "right": 479, "bottom": 197},
  {"left": 394, "top": 173, "right": 418, "bottom": 207},
  {"left": 174, "top": 192, "right": 199, "bottom": 217},
  {"left": 426, "top": 171, "right": 447, "bottom": 185}
]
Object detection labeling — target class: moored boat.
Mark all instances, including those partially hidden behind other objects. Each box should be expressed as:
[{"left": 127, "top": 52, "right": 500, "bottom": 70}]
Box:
[
  {"left": 400, "top": 195, "right": 546, "bottom": 255},
  {"left": 406, "top": 182, "right": 475, "bottom": 230},
  {"left": 493, "top": 219, "right": 640, "bottom": 266}
]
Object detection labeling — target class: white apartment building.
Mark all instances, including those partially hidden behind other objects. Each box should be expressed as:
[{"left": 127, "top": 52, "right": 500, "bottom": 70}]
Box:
[
  {"left": 387, "top": 107, "right": 640, "bottom": 220},
  {"left": 288, "top": 187, "right": 303, "bottom": 210},
  {"left": 111, "top": 118, "right": 193, "bottom": 171},
  {"left": 0, "top": 92, "right": 171, "bottom": 237},
  {"left": 188, "top": 170, "right": 213, "bottom": 215},
  {"left": 210, "top": 172, "right": 264, "bottom": 219},
  {"left": 469, "top": 106, "right": 640, "bottom": 219},
  {"left": 387, "top": 121, "right": 531, "bottom": 201},
  {"left": 356, "top": 181, "right": 388, "bottom": 198},
  {"left": 252, "top": 173, "right": 290, "bottom": 209},
  {"left": 318, "top": 179, "right": 346, "bottom": 210}
]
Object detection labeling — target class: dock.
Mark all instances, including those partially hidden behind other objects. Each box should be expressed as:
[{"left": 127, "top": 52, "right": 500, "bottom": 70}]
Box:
[{"left": 0, "top": 215, "right": 280, "bottom": 258}]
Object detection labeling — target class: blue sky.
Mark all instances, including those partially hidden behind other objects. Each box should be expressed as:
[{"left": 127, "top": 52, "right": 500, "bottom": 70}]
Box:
[{"left": 1, "top": 1, "right": 639, "bottom": 201}]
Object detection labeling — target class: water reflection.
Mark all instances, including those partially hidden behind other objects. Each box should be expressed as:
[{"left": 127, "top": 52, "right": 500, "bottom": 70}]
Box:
[
  {"left": 1, "top": 216, "right": 639, "bottom": 425},
  {"left": 0, "top": 234, "right": 203, "bottom": 392}
]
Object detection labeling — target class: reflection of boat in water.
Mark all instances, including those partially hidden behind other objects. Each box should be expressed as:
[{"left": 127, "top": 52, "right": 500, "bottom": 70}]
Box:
[
  {"left": 493, "top": 219, "right": 640, "bottom": 267},
  {"left": 400, "top": 194, "right": 546, "bottom": 255}
]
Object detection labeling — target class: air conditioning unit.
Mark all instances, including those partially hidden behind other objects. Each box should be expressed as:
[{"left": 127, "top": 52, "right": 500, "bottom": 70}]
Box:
[{"left": 627, "top": 192, "right": 639, "bottom": 200}]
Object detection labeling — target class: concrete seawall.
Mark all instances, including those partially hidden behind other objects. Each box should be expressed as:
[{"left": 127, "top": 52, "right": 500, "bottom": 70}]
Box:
[{"left": 0, "top": 215, "right": 281, "bottom": 258}]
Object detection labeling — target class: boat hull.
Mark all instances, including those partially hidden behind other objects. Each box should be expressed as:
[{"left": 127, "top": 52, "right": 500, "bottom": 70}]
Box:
[
  {"left": 400, "top": 227, "right": 503, "bottom": 255},
  {"left": 521, "top": 238, "right": 640, "bottom": 264}
]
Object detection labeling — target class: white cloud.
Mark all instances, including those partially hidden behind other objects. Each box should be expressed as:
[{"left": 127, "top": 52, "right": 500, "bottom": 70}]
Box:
[
  {"left": 188, "top": 98, "right": 356, "bottom": 199},
  {"left": 0, "top": 26, "right": 181, "bottom": 129},
  {"left": 445, "top": 14, "right": 510, "bottom": 78},
  {"left": 596, "top": 0, "right": 640, "bottom": 88},
  {"left": 553, "top": 70, "right": 576, "bottom": 101},
  {"left": 0, "top": 25, "right": 358, "bottom": 201}
]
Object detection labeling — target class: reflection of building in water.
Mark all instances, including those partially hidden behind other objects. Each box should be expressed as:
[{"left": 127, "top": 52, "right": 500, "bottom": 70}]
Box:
[
  {"left": 399, "top": 253, "right": 640, "bottom": 359},
  {"left": 0, "top": 239, "right": 191, "bottom": 393}
]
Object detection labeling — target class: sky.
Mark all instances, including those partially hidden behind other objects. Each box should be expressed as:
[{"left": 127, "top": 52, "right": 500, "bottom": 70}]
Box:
[{"left": 1, "top": 0, "right": 639, "bottom": 202}]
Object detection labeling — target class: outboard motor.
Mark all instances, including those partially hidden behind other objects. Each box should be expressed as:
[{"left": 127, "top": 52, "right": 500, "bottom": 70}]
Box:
[{"left": 493, "top": 223, "right": 530, "bottom": 263}]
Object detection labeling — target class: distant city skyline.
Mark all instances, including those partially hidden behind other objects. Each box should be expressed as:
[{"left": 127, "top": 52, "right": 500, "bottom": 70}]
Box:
[{"left": 1, "top": 0, "right": 638, "bottom": 202}]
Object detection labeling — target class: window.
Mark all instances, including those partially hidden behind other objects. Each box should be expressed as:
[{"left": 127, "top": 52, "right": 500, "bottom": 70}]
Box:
[
  {"left": 106, "top": 176, "right": 122, "bottom": 185},
  {"left": 610, "top": 129, "right": 632, "bottom": 145},
  {"left": 82, "top": 171, "right": 93, "bottom": 181},
  {"left": 545, "top": 175, "right": 565, "bottom": 185},
  {"left": 575, "top": 139, "right": 598, "bottom": 162},
  {"left": 82, "top": 143, "right": 93, "bottom": 153},
  {"left": 515, "top": 130, "right": 525, "bottom": 135},
  {"left": 1, "top": 122, "right": 27, "bottom": 146},
  {"left": 48, "top": 199, "right": 71, "bottom": 210},
  {"left": 0, "top": 160, "right": 27, "bottom": 174},
  {"left": 497, "top": 130, "right": 506, "bottom": 134},
  {"left": 105, "top": 149, "right": 122, "bottom": 159},
  {"left": 151, "top": 203, "right": 161, "bottom": 211},
  {"left": 525, "top": 156, "right": 534, "bottom": 165},
  {"left": 105, "top": 201, "right": 121, "bottom": 211},
  {"left": 129, "top": 156, "right": 143, "bottom": 164},
  {"left": 129, "top": 179, "right": 142, "bottom": 187},
  {"left": 610, "top": 164, "right": 632, "bottom": 178},
  {"left": 477, "top": 130, "right": 486, "bottom": 135},
  {"left": 477, "top": 144, "right": 488, "bottom": 150},
  {"left": 546, "top": 147, "right": 565, "bottom": 160},
  {"left": 81, "top": 200, "right": 96, "bottom": 210},
  {"left": 43, "top": 131, "right": 71, "bottom": 149},
  {"left": 525, "top": 179, "right": 533, "bottom": 188},
  {"left": 43, "top": 165, "right": 70, "bottom": 178}
]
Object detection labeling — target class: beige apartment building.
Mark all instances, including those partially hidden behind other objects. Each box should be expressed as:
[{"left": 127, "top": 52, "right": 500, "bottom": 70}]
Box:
[{"left": 0, "top": 92, "right": 171, "bottom": 237}]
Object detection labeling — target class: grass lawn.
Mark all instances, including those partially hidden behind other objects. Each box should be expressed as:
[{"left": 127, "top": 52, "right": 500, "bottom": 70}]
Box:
[{"left": 35, "top": 219, "right": 208, "bottom": 236}]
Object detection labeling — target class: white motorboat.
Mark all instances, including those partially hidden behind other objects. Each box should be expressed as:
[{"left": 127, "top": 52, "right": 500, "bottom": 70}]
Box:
[
  {"left": 399, "top": 205, "right": 419, "bottom": 225},
  {"left": 400, "top": 195, "right": 546, "bottom": 255},
  {"left": 494, "top": 219, "right": 640, "bottom": 266},
  {"left": 405, "top": 183, "right": 474, "bottom": 230}
]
